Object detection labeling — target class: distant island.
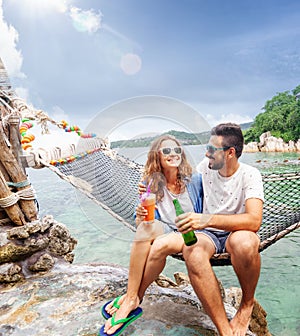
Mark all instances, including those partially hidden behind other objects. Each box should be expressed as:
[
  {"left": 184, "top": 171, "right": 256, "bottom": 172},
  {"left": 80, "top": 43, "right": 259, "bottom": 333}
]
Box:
[
  {"left": 110, "top": 122, "right": 253, "bottom": 148},
  {"left": 111, "top": 84, "right": 300, "bottom": 149}
]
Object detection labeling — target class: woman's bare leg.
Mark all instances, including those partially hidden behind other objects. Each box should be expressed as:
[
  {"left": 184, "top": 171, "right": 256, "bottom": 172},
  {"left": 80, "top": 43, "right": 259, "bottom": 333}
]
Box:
[
  {"left": 104, "top": 239, "right": 150, "bottom": 316},
  {"left": 138, "top": 232, "right": 184, "bottom": 299},
  {"left": 104, "top": 220, "right": 164, "bottom": 334}
]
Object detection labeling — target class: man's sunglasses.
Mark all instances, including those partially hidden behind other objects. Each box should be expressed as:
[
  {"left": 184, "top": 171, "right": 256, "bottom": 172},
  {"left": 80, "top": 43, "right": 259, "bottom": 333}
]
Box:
[
  {"left": 159, "top": 147, "right": 182, "bottom": 155},
  {"left": 206, "top": 144, "right": 231, "bottom": 154}
]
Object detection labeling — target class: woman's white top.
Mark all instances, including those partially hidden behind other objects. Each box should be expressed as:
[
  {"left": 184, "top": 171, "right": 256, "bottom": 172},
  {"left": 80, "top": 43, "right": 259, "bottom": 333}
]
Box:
[{"left": 156, "top": 186, "right": 194, "bottom": 230}]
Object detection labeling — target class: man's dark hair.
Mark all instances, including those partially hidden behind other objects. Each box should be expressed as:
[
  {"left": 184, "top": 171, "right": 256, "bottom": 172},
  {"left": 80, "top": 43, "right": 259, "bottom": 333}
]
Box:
[{"left": 211, "top": 123, "right": 244, "bottom": 158}]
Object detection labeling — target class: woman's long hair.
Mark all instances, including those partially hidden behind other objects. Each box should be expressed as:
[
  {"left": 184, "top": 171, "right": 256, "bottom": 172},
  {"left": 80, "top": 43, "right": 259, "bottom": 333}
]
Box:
[{"left": 142, "top": 135, "right": 192, "bottom": 202}]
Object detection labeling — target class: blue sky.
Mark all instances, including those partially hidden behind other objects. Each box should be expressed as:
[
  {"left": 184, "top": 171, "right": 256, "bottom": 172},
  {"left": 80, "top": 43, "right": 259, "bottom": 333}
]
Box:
[{"left": 1, "top": 0, "right": 300, "bottom": 143}]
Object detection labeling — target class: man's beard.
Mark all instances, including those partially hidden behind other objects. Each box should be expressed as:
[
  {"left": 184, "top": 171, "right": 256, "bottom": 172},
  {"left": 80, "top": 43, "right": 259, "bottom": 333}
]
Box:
[{"left": 208, "top": 157, "right": 224, "bottom": 170}]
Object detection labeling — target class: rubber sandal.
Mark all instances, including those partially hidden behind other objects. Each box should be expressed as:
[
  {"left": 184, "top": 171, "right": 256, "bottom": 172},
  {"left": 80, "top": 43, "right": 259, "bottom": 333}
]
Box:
[
  {"left": 101, "top": 296, "right": 122, "bottom": 320},
  {"left": 98, "top": 307, "right": 143, "bottom": 336}
]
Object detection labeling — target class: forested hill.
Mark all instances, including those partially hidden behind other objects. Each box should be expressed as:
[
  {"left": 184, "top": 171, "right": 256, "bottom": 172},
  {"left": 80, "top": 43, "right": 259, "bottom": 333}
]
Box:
[
  {"left": 111, "top": 84, "right": 300, "bottom": 149},
  {"left": 111, "top": 122, "right": 252, "bottom": 148}
]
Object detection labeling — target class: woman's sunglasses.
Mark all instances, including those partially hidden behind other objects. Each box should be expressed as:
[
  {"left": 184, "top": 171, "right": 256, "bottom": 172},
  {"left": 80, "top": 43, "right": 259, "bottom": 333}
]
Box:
[
  {"left": 206, "top": 144, "right": 231, "bottom": 154},
  {"left": 159, "top": 147, "right": 182, "bottom": 155}
]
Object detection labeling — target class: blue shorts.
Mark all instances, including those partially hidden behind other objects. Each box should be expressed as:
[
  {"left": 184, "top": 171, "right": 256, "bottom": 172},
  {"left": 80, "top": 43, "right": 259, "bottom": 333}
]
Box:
[{"left": 199, "top": 229, "right": 230, "bottom": 254}]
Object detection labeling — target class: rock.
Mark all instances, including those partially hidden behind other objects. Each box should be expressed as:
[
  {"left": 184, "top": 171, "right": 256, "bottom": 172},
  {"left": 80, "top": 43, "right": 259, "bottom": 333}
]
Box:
[
  {"left": 251, "top": 299, "right": 271, "bottom": 336},
  {"left": 174, "top": 271, "right": 190, "bottom": 286},
  {"left": 244, "top": 142, "right": 259, "bottom": 152},
  {"left": 0, "top": 214, "right": 271, "bottom": 335},
  {"left": 0, "top": 262, "right": 24, "bottom": 283},
  {"left": 64, "top": 252, "right": 75, "bottom": 263},
  {"left": 0, "top": 263, "right": 268, "bottom": 336},
  {"left": 259, "top": 131, "right": 271, "bottom": 147},
  {"left": 27, "top": 252, "right": 55, "bottom": 272},
  {"left": 225, "top": 287, "right": 272, "bottom": 336},
  {"left": 0, "top": 215, "right": 77, "bottom": 281},
  {"left": 7, "top": 226, "right": 30, "bottom": 239},
  {"left": 243, "top": 132, "right": 300, "bottom": 153},
  {"left": 155, "top": 273, "right": 178, "bottom": 287}
]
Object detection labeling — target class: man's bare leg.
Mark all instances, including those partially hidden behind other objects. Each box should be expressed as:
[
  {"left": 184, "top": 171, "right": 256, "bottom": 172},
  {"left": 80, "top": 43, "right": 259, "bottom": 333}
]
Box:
[
  {"left": 183, "top": 234, "right": 233, "bottom": 336},
  {"left": 226, "top": 231, "right": 261, "bottom": 336}
]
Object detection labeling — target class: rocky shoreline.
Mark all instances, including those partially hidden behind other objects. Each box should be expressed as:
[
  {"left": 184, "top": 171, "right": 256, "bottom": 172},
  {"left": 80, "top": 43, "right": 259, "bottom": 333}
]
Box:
[
  {"left": 0, "top": 216, "right": 271, "bottom": 335},
  {"left": 244, "top": 132, "right": 300, "bottom": 153},
  {"left": 0, "top": 262, "right": 271, "bottom": 336}
]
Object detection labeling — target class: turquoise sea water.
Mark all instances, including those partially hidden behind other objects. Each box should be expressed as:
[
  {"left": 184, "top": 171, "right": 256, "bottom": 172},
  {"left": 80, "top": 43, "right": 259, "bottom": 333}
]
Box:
[{"left": 27, "top": 146, "right": 300, "bottom": 336}]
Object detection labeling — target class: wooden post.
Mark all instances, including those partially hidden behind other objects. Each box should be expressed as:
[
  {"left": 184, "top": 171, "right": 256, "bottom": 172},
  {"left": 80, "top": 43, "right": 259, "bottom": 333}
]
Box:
[
  {"left": 0, "top": 167, "right": 26, "bottom": 225},
  {"left": 9, "top": 114, "right": 24, "bottom": 171},
  {"left": 0, "top": 57, "right": 38, "bottom": 224},
  {"left": 0, "top": 106, "right": 24, "bottom": 172},
  {"left": 0, "top": 121, "right": 37, "bottom": 222}
]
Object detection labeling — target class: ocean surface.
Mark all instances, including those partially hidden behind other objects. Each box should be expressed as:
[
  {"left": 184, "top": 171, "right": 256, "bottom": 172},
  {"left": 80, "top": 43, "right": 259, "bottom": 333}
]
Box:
[{"left": 27, "top": 146, "right": 300, "bottom": 336}]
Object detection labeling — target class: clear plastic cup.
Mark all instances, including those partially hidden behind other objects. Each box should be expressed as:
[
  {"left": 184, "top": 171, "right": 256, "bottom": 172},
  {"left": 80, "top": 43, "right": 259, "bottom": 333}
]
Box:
[{"left": 140, "top": 193, "right": 156, "bottom": 222}]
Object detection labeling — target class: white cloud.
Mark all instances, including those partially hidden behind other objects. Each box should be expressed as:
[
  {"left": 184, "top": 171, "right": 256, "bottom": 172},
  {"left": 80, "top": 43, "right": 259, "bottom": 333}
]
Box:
[
  {"left": 85, "top": 96, "right": 211, "bottom": 141},
  {"left": 0, "top": 0, "right": 25, "bottom": 78},
  {"left": 191, "top": 100, "right": 258, "bottom": 128},
  {"left": 205, "top": 113, "right": 253, "bottom": 127},
  {"left": 50, "top": 105, "right": 70, "bottom": 122},
  {"left": 15, "top": 87, "right": 29, "bottom": 101},
  {"left": 69, "top": 6, "right": 102, "bottom": 34}
]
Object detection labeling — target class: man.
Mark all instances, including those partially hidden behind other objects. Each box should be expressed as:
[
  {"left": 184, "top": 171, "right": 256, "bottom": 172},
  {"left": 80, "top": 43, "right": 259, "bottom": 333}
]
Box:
[{"left": 176, "top": 122, "right": 264, "bottom": 336}]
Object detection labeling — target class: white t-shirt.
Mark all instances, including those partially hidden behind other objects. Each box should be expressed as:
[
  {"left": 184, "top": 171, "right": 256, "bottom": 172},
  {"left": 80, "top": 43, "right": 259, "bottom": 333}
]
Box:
[
  {"left": 157, "top": 186, "right": 194, "bottom": 230},
  {"left": 197, "top": 159, "right": 264, "bottom": 218}
]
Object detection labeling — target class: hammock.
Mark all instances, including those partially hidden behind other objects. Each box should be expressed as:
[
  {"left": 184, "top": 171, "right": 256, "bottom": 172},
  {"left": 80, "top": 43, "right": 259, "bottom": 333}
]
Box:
[
  {"left": 35, "top": 141, "right": 300, "bottom": 266},
  {"left": 1, "top": 57, "right": 300, "bottom": 266}
]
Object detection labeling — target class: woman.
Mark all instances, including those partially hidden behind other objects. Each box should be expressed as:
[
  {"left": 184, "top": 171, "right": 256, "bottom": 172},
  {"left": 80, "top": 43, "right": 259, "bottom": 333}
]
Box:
[{"left": 99, "top": 134, "right": 203, "bottom": 336}]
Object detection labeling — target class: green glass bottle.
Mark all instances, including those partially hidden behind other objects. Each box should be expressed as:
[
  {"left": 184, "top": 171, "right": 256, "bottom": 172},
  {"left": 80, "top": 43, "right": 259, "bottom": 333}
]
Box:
[{"left": 173, "top": 199, "right": 198, "bottom": 246}]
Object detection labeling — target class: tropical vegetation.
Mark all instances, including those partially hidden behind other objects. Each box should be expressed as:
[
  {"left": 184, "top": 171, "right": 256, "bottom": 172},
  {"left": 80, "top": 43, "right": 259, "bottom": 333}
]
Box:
[
  {"left": 111, "top": 85, "right": 300, "bottom": 148},
  {"left": 243, "top": 85, "right": 300, "bottom": 143}
]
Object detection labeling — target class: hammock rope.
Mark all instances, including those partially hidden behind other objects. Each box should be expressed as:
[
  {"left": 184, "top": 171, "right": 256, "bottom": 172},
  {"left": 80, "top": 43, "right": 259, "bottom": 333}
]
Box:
[
  {"left": 29, "top": 141, "right": 299, "bottom": 266},
  {"left": 0, "top": 186, "right": 36, "bottom": 207}
]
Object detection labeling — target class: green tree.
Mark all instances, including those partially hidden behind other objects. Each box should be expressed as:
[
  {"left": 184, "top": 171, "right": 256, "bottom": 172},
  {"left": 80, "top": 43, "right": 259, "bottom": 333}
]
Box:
[{"left": 244, "top": 86, "right": 300, "bottom": 143}]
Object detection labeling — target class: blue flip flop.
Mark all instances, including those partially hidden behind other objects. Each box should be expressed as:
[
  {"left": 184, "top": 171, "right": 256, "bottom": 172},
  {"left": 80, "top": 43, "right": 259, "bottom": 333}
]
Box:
[
  {"left": 101, "top": 296, "right": 122, "bottom": 320},
  {"left": 98, "top": 307, "right": 143, "bottom": 336}
]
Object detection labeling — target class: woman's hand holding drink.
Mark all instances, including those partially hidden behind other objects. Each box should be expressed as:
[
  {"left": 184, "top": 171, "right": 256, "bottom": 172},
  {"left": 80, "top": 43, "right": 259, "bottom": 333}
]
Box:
[
  {"left": 136, "top": 179, "right": 155, "bottom": 224},
  {"left": 140, "top": 192, "right": 156, "bottom": 223}
]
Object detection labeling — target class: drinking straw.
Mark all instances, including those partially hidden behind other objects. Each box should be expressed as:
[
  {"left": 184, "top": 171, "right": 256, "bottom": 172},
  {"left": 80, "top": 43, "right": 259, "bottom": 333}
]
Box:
[
  {"left": 146, "top": 178, "right": 153, "bottom": 195},
  {"left": 140, "top": 178, "right": 153, "bottom": 202}
]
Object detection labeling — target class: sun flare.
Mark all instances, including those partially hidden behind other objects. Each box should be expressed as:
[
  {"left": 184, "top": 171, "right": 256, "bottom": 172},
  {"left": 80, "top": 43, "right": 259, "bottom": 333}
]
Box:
[{"left": 21, "top": 0, "right": 69, "bottom": 14}]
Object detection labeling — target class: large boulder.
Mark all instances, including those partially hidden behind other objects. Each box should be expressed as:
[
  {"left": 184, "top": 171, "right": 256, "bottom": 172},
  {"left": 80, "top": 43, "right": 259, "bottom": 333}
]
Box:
[
  {"left": 0, "top": 215, "right": 77, "bottom": 283},
  {"left": 243, "top": 132, "right": 300, "bottom": 153},
  {"left": 0, "top": 263, "right": 271, "bottom": 336},
  {"left": 0, "top": 215, "right": 271, "bottom": 335}
]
